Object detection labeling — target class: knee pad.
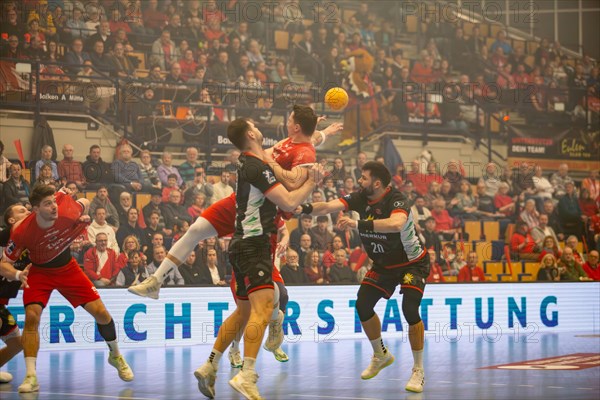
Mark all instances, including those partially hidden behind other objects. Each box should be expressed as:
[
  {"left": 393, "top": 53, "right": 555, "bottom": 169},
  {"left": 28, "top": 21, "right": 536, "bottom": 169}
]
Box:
[
  {"left": 272, "top": 281, "right": 280, "bottom": 310},
  {"left": 276, "top": 281, "right": 289, "bottom": 311},
  {"left": 356, "top": 285, "right": 382, "bottom": 322},
  {"left": 402, "top": 290, "right": 423, "bottom": 326}
]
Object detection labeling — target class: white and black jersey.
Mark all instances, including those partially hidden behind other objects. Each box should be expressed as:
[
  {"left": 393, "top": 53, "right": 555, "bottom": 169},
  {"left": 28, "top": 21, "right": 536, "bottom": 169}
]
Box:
[
  {"left": 340, "top": 187, "right": 426, "bottom": 269},
  {"left": 0, "top": 228, "right": 29, "bottom": 300},
  {"left": 233, "top": 152, "right": 281, "bottom": 239}
]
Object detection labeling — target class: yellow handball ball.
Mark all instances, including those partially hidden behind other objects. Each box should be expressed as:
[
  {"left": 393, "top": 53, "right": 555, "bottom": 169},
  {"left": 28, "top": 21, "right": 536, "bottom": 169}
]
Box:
[{"left": 325, "top": 87, "right": 349, "bottom": 111}]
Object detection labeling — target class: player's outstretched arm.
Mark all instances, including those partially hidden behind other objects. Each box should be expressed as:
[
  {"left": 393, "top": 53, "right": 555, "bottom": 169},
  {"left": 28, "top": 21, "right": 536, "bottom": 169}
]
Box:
[
  {"left": 311, "top": 119, "right": 343, "bottom": 148},
  {"left": 338, "top": 212, "right": 408, "bottom": 234},
  {"left": 300, "top": 200, "right": 346, "bottom": 216},
  {"left": 266, "top": 165, "right": 323, "bottom": 212},
  {"left": 269, "top": 162, "right": 309, "bottom": 191}
]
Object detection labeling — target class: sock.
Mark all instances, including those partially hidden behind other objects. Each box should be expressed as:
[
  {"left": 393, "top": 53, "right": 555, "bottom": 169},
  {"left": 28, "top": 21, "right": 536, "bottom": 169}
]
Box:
[
  {"left": 153, "top": 217, "right": 217, "bottom": 283},
  {"left": 97, "top": 319, "right": 120, "bottom": 357},
  {"left": 242, "top": 357, "right": 256, "bottom": 372},
  {"left": 208, "top": 349, "right": 222, "bottom": 368},
  {"left": 106, "top": 340, "right": 120, "bottom": 357},
  {"left": 25, "top": 357, "right": 37, "bottom": 376},
  {"left": 412, "top": 350, "right": 424, "bottom": 369},
  {"left": 369, "top": 337, "right": 387, "bottom": 355},
  {"left": 231, "top": 327, "right": 243, "bottom": 351},
  {"left": 270, "top": 283, "right": 280, "bottom": 322}
]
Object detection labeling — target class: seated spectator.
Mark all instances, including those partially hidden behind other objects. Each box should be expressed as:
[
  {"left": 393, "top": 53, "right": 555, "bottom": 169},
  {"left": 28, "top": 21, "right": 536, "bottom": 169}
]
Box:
[
  {"left": 440, "top": 86, "right": 469, "bottom": 134},
  {"left": 532, "top": 166, "right": 554, "bottom": 207},
  {"left": 179, "top": 252, "right": 204, "bottom": 285},
  {"left": 543, "top": 199, "right": 563, "bottom": 240},
  {"left": 116, "top": 235, "right": 145, "bottom": 270},
  {"left": 304, "top": 250, "right": 326, "bottom": 284},
  {"left": 161, "top": 190, "right": 192, "bottom": 230},
  {"left": 426, "top": 249, "right": 445, "bottom": 283},
  {"left": 328, "top": 250, "right": 357, "bottom": 284},
  {"left": 143, "top": 65, "right": 165, "bottom": 83},
  {"left": 143, "top": 190, "right": 169, "bottom": 235},
  {"left": 564, "top": 235, "right": 585, "bottom": 264},
  {"left": 147, "top": 245, "right": 184, "bottom": 285},
  {"left": 64, "top": 7, "right": 87, "bottom": 39},
  {"left": 531, "top": 214, "right": 559, "bottom": 247},
  {"left": 558, "top": 247, "right": 589, "bottom": 281},
  {"left": 421, "top": 217, "right": 442, "bottom": 262},
  {"left": 187, "top": 193, "right": 207, "bottom": 221},
  {"left": 411, "top": 196, "right": 432, "bottom": 233},
  {"left": 172, "top": 220, "right": 190, "bottom": 243},
  {"left": 164, "top": 62, "right": 185, "bottom": 84},
  {"left": 269, "top": 59, "right": 293, "bottom": 83},
  {"left": 206, "top": 49, "right": 237, "bottom": 84},
  {"left": 442, "top": 244, "right": 465, "bottom": 276},
  {"left": 115, "top": 250, "right": 149, "bottom": 287},
  {"left": 34, "top": 145, "right": 58, "bottom": 182},
  {"left": 1, "top": 35, "right": 28, "bottom": 59},
  {"left": 537, "top": 235, "right": 562, "bottom": 262},
  {"left": 457, "top": 252, "right": 486, "bottom": 282},
  {"left": 451, "top": 180, "right": 478, "bottom": 220},
  {"left": 178, "top": 147, "right": 201, "bottom": 186},
  {"left": 150, "top": 29, "right": 176, "bottom": 71},
  {"left": 2, "top": 163, "right": 31, "bottom": 212},
  {"left": 494, "top": 182, "right": 516, "bottom": 218},
  {"left": 322, "top": 236, "right": 347, "bottom": 271},
  {"left": 297, "top": 234, "right": 313, "bottom": 270},
  {"left": 57, "top": 144, "right": 85, "bottom": 189},
  {"left": 115, "top": 191, "right": 133, "bottom": 227},
  {"left": 112, "top": 144, "right": 143, "bottom": 194},
  {"left": 116, "top": 208, "right": 145, "bottom": 251},
  {"left": 537, "top": 254, "right": 560, "bottom": 281},
  {"left": 310, "top": 215, "right": 335, "bottom": 252},
  {"left": 520, "top": 199, "right": 540, "bottom": 230},
  {"left": 511, "top": 221, "right": 540, "bottom": 260},
  {"left": 90, "top": 40, "right": 114, "bottom": 74},
  {"left": 280, "top": 249, "right": 308, "bottom": 284},
  {"left": 198, "top": 248, "right": 227, "bottom": 286},
  {"left": 138, "top": 150, "right": 161, "bottom": 191},
  {"left": 83, "top": 232, "right": 119, "bottom": 287},
  {"left": 156, "top": 152, "right": 183, "bottom": 188},
  {"left": 109, "top": 42, "right": 136, "bottom": 79},
  {"left": 431, "top": 199, "right": 457, "bottom": 240},
  {"left": 32, "top": 162, "right": 60, "bottom": 190},
  {"left": 162, "top": 174, "right": 182, "bottom": 203},
  {"left": 89, "top": 185, "right": 119, "bottom": 228},
  {"left": 82, "top": 145, "right": 113, "bottom": 189},
  {"left": 476, "top": 182, "right": 504, "bottom": 220},
  {"left": 211, "top": 170, "right": 233, "bottom": 202},
  {"left": 87, "top": 206, "right": 120, "bottom": 253},
  {"left": 582, "top": 250, "right": 600, "bottom": 281},
  {"left": 184, "top": 165, "right": 214, "bottom": 207},
  {"left": 558, "top": 182, "right": 586, "bottom": 239},
  {"left": 550, "top": 163, "right": 574, "bottom": 199},
  {"left": 579, "top": 188, "right": 599, "bottom": 219}
]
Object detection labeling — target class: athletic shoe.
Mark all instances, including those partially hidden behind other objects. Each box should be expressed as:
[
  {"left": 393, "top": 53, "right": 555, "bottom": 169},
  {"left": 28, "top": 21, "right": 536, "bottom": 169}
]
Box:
[
  {"left": 128, "top": 276, "right": 161, "bottom": 299},
  {"left": 229, "top": 370, "right": 263, "bottom": 400},
  {"left": 360, "top": 351, "right": 394, "bottom": 380},
  {"left": 18, "top": 375, "right": 39, "bottom": 393},
  {"left": 405, "top": 367, "right": 425, "bottom": 393},
  {"left": 108, "top": 355, "right": 134, "bottom": 382},
  {"left": 0, "top": 371, "right": 13, "bottom": 383},
  {"left": 228, "top": 349, "right": 243, "bottom": 368},
  {"left": 273, "top": 348, "right": 289, "bottom": 362},
  {"left": 194, "top": 361, "right": 217, "bottom": 399},
  {"left": 264, "top": 310, "right": 284, "bottom": 352}
]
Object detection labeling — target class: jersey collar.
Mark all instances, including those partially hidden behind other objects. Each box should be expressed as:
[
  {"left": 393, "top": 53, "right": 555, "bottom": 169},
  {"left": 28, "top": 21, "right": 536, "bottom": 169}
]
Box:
[{"left": 367, "top": 187, "right": 391, "bottom": 205}]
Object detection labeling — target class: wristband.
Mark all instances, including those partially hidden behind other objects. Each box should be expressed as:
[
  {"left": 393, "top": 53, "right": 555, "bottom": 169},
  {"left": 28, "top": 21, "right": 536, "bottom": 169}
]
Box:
[
  {"left": 15, "top": 270, "right": 21, "bottom": 282},
  {"left": 314, "top": 130, "right": 327, "bottom": 149},
  {"left": 300, "top": 203, "right": 313, "bottom": 215},
  {"left": 357, "top": 220, "right": 374, "bottom": 231}
]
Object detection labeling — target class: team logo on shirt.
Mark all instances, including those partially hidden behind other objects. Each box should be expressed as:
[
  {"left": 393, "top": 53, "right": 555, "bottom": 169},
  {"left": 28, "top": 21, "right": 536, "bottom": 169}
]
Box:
[
  {"left": 263, "top": 170, "right": 276, "bottom": 184},
  {"left": 403, "top": 273, "right": 414, "bottom": 285},
  {"left": 394, "top": 201, "right": 404, "bottom": 208}
]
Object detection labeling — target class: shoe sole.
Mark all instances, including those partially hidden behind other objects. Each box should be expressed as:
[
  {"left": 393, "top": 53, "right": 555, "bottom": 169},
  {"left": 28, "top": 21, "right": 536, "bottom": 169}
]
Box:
[
  {"left": 274, "top": 355, "right": 289, "bottom": 362},
  {"left": 229, "top": 377, "right": 260, "bottom": 400},
  {"left": 194, "top": 370, "right": 215, "bottom": 399},
  {"left": 360, "top": 355, "right": 395, "bottom": 380},
  {"left": 18, "top": 385, "right": 40, "bottom": 393},
  {"left": 127, "top": 287, "right": 159, "bottom": 300}
]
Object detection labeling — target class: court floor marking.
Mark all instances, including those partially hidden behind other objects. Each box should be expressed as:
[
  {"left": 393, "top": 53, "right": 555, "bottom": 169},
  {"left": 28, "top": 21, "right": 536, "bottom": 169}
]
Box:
[
  {"left": 0, "top": 392, "right": 159, "bottom": 400},
  {"left": 289, "top": 395, "right": 382, "bottom": 400}
]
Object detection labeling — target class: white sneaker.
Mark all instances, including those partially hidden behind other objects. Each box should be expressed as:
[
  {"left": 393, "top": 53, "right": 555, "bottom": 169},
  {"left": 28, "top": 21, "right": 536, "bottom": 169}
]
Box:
[
  {"left": 273, "top": 347, "right": 289, "bottom": 362},
  {"left": 229, "top": 370, "right": 263, "bottom": 400},
  {"left": 194, "top": 361, "right": 217, "bottom": 399},
  {"left": 18, "top": 375, "right": 39, "bottom": 393},
  {"left": 108, "top": 354, "right": 134, "bottom": 382},
  {"left": 0, "top": 371, "right": 13, "bottom": 383},
  {"left": 128, "top": 276, "right": 161, "bottom": 299},
  {"left": 360, "top": 351, "right": 394, "bottom": 380},
  {"left": 264, "top": 310, "right": 284, "bottom": 352},
  {"left": 405, "top": 367, "right": 425, "bottom": 393},
  {"left": 229, "top": 349, "right": 243, "bottom": 368}
]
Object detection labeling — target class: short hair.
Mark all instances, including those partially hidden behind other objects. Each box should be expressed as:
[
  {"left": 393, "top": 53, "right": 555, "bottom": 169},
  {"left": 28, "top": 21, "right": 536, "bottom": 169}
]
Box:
[
  {"left": 3, "top": 204, "right": 21, "bottom": 227},
  {"left": 30, "top": 184, "right": 55, "bottom": 207},
  {"left": 89, "top": 144, "right": 100, "bottom": 153},
  {"left": 292, "top": 105, "right": 318, "bottom": 137},
  {"left": 227, "top": 118, "right": 251, "bottom": 149},
  {"left": 300, "top": 213, "right": 312, "bottom": 221},
  {"left": 96, "top": 232, "right": 108, "bottom": 240},
  {"left": 167, "top": 173, "right": 178, "bottom": 180},
  {"left": 362, "top": 161, "right": 391, "bottom": 187}
]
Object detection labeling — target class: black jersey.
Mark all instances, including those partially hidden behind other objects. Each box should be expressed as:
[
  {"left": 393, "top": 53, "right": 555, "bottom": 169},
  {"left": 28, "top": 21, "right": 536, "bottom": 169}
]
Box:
[
  {"left": 340, "top": 187, "right": 426, "bottom": 269},
  {"left": 0, "top": 228, "right": 29, "bottom": 299},
  {"left": 233, "top": 152, "right": 281, "bottom": 239}
]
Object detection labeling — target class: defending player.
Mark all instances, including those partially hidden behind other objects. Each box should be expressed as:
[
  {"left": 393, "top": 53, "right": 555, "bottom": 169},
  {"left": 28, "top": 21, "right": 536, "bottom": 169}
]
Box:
[
  {"left": 0, "top": 186, "right": 134, "bottom": 393},
  {"left": 299, "top": 161, "right": 429, "bottom": 393},
  {"left": 195, "top": 119, "right": 323, "bottom": 399},
  {"left": 0, "top": 205, "right": 31, "bottom": 384}
]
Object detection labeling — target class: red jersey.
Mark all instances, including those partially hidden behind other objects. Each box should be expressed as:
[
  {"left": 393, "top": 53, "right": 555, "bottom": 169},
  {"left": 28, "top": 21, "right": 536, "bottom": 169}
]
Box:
[
  {"left": 4, "top": 192, "right": 89, "bottom": 267},
  {"left": 271, "top": 137, "right": 316, "bottom": 170}
]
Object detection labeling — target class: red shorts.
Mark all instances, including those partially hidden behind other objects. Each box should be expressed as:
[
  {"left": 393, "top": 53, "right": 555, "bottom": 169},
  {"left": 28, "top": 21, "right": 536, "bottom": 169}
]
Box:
[
  {"left": 201, "top": 193, "right": 237, "bottom": 238},
  {"left": 23, "top": 258, "right": 101, "bottom": 308}
]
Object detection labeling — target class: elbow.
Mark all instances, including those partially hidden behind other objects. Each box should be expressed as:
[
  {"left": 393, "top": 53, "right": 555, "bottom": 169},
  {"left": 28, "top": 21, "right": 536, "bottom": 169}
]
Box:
[{"left": 280, "top": 201, "right": 296, "bottom": 213}]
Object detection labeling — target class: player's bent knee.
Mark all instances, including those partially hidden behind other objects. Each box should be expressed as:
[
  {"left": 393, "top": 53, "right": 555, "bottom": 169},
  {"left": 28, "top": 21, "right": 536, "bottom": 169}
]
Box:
[
  {"left": 356, "top": 285, "right": 382, "bottom": 322},
  {"left": 402, "top": 289, "right": 423, "bottom": 325}
]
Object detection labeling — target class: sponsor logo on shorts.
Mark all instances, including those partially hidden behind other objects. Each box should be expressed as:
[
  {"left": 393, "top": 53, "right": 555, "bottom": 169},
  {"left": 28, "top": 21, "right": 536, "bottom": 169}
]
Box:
[{"left": 403, "top": 273, "right": 414, "bottom": 285}]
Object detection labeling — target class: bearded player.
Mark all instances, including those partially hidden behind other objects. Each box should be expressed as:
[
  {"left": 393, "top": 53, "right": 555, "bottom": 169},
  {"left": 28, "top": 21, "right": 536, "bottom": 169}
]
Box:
[{"left": 0, "top": 186, "right": 133, "bottom": 393}]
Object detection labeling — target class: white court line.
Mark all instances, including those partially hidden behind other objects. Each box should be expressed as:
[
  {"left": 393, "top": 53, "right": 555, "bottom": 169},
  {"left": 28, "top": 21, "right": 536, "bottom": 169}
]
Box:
[
  {"left": 290, "top": 395, "right": 382, "bottom": 400},
  {"left": 518, "top": 385, "right": 534, "bottom": 387},
  {"left": 547, "top": 386, "right": 565, "bottom": 389},
  {"left": 491, "top": 383, "right": 507, "bottom": 386},
  {"left": 1, "top": 392, "right": 159, "bottom": 400},
  {"left": 439, "top": 381, "right": 453, "bottom": 384},
  {"left": 465, "top": 382, "right": 479, "bottom": 385},
  {"left": 576, "top": 387, "right": 595, "bottom": 390}
]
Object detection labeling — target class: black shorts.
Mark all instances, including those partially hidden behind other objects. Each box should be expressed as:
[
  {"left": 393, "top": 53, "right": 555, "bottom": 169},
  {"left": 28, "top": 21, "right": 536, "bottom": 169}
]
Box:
[
  {"left": 229, "top": 236, "right": 274, "bottom": 300},
  {"left": 362, "top": 255, "right": 430, "bottom": 299},
  {"left": 0, "top": 304, "right": 18, "bottom": 337}
]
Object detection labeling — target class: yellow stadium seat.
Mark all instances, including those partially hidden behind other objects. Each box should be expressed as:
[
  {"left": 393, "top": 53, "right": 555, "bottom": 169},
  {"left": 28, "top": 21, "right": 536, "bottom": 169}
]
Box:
[
  {"left": 490, "top": 24, "right": 503, "bottom": 38},
  {"left": 523, "top": 262, "right": 540, "bottom": 279},
  {"left": 484, "top": 262, "right": 504, "bottom": 281},
  {"left": 476, "top": 241, "right": 493, "bottom": 262},
  {"left": 136, "top": 193, "right": 151, "bottom": 210},
  {"left": 22, "top": 168, "right": 31, "bottom": 182},
  {"left": 527, "top": 41, "right": 539, "bottom": 55},
  {"left": 406, "top": 15, "right": 418, "bottom": 33},
  {"left": 445, "top": 276, "right": 458, "bottom": 283},
  {"left": 85, "top": 191, "right": 96, "bottom": 201},
  {"left": 483, "top": 220, "right": 500, "bottom": 241},
  {"left": 464, "top": 221, "right": 482, "bottom": 241},
  {"left": 274, "top": 30, "right": 289, "bottom": 51},
  {"left": 285, "top": 218, "right": 298, "bottom": 233}
]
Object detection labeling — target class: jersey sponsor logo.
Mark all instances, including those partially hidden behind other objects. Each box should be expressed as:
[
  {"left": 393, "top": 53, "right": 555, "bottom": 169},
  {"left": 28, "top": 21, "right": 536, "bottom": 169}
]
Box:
[
  {"left": 263, "top": 170, "right": 276, "bottom": 184},
  {"left": 5, "top": 241, "right": 15, "bottom": 256},
  {"left": 403, "top": 273, "right": 414, "bottom": 285},
  {"left": 394, "top": 201, "right": 404, "bottom": 208},
  {"left": 375, "top": 209, "right": 382, "bottom": 215}
]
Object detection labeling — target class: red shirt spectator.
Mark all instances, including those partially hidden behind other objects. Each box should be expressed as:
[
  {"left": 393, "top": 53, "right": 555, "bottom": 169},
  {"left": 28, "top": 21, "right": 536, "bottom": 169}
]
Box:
[
  {"left": 457, "top": 252, "right": 486, "bottom": 282},
  {"left": 427, "top": 251, "right": 445, "bottom": 283},
  {"left": 582, "top": 251, "right": 600, "bottom": 281},
  {"left": 83, "top": 239, "right": 120, "bottom": 285},
  {"left": 431, "top": 206, "right": 454, "bottom": 231}
]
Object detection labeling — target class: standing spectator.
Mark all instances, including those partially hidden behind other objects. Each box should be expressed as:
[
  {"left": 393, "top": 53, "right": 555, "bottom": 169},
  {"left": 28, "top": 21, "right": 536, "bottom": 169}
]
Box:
[
  {"left": 178, "top": 252, "right": 204, "bottom": 285},
  {"left": 328, "top": 250, "right": 357, "bottom": 283},
  {"left": 115, "top": 250, "right": 149, "bottom": 287},
  {"left": 198, "top": 248, "right": 227, "bottom": 286},
  {"left": 57, "top": 144, "right": 85, "bottom": 189},
  {"left": 558, "top": 182, "right": 585, "bottom": 239},
  {"left": 582, "top": 250, "right": 600, "bottom": 281},
  {"left": 89, "top": 186, "right": 119, "bottom": 228},
  {"left": 112, "top": 144, "right": 143, "bottom": 196},
  {"left": 411, "top": 196, "right": 432, "bottom": 233},
  {"left": 537, "top": 254, "right": 560, "bottom": 281},
  {"left": 558, "top": 247, "right": 589, "bottom": 281},
  {"left": 511, "top": 221, "right": 541, "bottom": 260},
  {"left": 87, "top": 207, "right": 120, "bottom": 254},
  {"left": 157, "top": 152, "right": 183, "bottom": 187},
  {"left": 1, "top": 163, "right": 31, "bottom": 212},
  {"left": 34, "top": 145, "right": 58, "bottom": 182},
  {"left": 550, "top": 163, "right": 574, "bottom": 199},
  {"left": 63, "top": 37, "right": 91, "bottom": 74},
  {"left": 532, "top": 166, "right": 554, "bottom": 206},
  {"left": 457, "top": 252, "right": 486, "bottom": 282},
  {"left": 304, "top": 250, "right": 325, "bottom": 284},
  {"left": 280, "top": 249, "right": 307, "bottom": 284},
  {"left": 147, "top": 245, "right": 184, "bottom": 285},
  {"left": 353, "top": 152, "right": 368, "bottom": 182},
  {"left": 116, "top": 208, "right": 145, "bottom": 251},
  {"left": 83, "top": 232, "right": 119, "bottom": 286},
  {"left": 212, "top": 170, "right": 234, "bottom": 203}
]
